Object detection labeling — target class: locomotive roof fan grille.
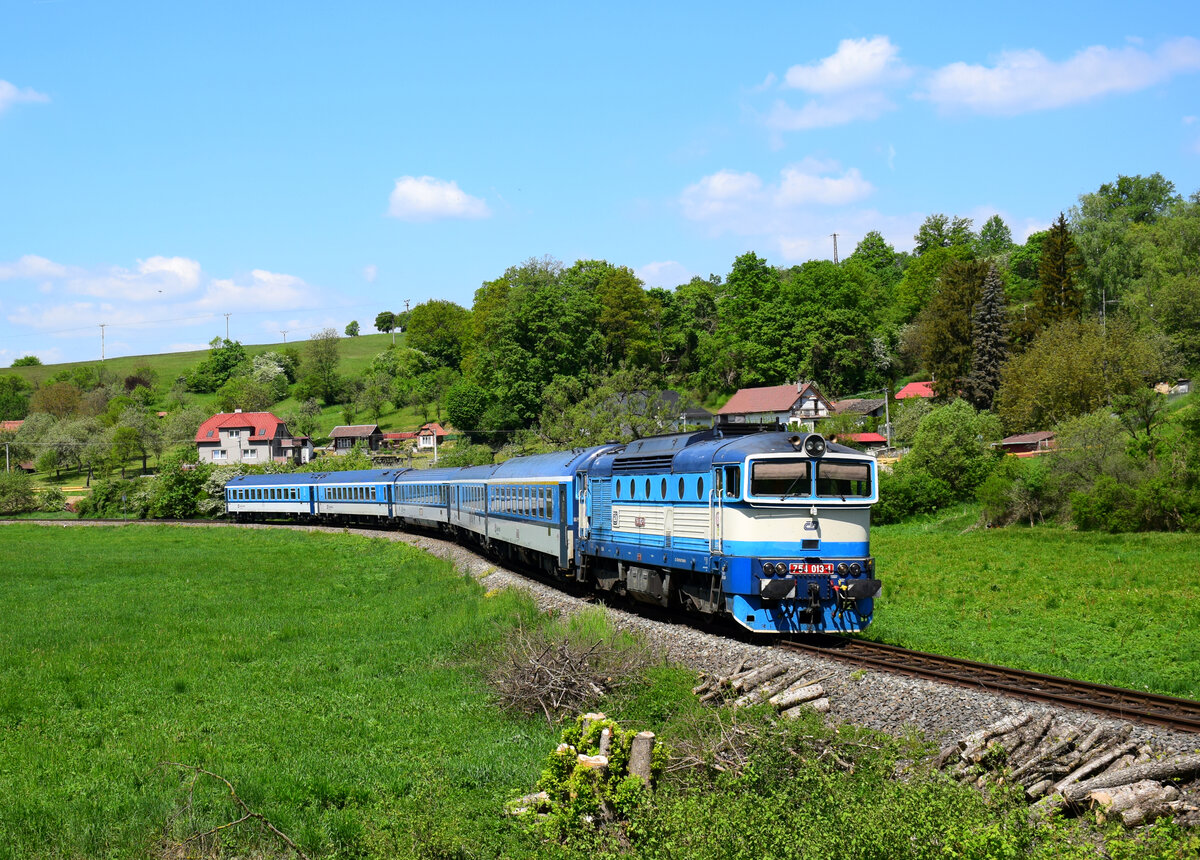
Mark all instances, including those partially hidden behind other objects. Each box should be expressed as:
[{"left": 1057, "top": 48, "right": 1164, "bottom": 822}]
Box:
[{"left": 789, "top": 433, "right": 826, "bottom": 457}]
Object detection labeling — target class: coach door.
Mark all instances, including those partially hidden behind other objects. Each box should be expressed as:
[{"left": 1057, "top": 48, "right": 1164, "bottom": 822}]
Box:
[{"left": 575, "top": 472, "right": 589, "bottom": 538}]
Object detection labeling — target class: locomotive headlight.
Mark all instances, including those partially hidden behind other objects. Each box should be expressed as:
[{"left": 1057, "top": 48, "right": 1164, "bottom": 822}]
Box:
[
  {"left": 803, "top": 435, "right": 826, "bottom": 457},
  {"left": 836, "top": 562, "right": 849, "bottom": 575},
  {"left": 774, "top": 562, "right": 788, "bottom": 575},
  {"left": 850, "top": 562, "right": 862, "bottom": 575},
  {"left": 762, "top": 561, "right": 774, "bottom": 576}
]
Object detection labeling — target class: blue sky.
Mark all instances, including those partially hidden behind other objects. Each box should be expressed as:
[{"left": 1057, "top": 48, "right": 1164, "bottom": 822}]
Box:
[{"left": 2, "top": 1, "right": 1198, "bottom": 365}]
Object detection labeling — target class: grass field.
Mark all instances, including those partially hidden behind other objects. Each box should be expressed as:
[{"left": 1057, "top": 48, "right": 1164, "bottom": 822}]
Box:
[
  {"left": 0, "top": 523, "right": 558, "bottom": 859},
  {"left": 868, "top": 507, "right": 1200, "bottom": 699},
  {"left": 2, "top": 522, "right": 1197, "bottom": 860}
]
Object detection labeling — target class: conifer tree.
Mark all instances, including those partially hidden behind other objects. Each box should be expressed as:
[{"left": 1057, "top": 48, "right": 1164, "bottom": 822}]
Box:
[
  {"left": 1034, "top": 212, "right": 1084, "bottom": 325},
  {"left": 965, "top": 264, "right": 1009, "bottom": 411}
]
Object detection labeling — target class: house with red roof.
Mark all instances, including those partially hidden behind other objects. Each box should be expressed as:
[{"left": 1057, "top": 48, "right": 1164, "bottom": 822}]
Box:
[
  {"left": 195, "top": 410, "right": 312, "bottom": 465},
  {"left": 833, "top": 431, "right": 888, "bottom": 454},
  {"left": 895, "top": 380, "right": 935, "bottom": 400},
  {"left": 416, "top": 422, "right": 449, "bottom": 450},
  {"left": 716, "top": 381, "right": 833, "bottom": 429}
]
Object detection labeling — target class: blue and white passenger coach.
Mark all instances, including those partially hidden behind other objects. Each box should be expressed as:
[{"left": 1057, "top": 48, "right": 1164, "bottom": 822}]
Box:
[{"left": 224, "top": 426, "right": 882, "bottom": 634}]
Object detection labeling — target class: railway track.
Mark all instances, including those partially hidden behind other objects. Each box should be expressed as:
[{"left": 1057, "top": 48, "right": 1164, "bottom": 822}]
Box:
[{"left": 780, "top": 636, "right": 1200, "bottom": 734}]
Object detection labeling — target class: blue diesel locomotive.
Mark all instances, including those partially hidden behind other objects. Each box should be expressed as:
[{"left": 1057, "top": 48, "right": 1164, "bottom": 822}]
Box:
[{"left": 224, "top": 426, "right": 881, "bottom": 634}]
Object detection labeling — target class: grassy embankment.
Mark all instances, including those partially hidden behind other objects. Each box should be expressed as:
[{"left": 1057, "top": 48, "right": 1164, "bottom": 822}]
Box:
[
  {"left": 2, "top": 522, "right": 1198, "bottom": 859},
  {"left": 869, "top": 506, "right": 1200, "bottom": 699}
]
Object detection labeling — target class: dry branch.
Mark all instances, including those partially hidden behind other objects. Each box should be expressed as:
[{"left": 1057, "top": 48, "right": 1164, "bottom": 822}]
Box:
[{"left": 162, "top": 763, "right": 311, "bottom": 860}]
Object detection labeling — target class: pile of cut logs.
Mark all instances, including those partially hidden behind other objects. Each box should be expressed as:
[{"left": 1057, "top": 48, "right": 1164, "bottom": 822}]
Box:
[
  {"left": 692, "top": 658, "right": 833, "bottom": 717},
  {"left": 936, "top": 711, "right": 1200, "bottom": 828}
]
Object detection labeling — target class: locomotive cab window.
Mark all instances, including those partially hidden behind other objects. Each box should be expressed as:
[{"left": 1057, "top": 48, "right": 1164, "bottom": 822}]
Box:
[
  {"left": 723, "top": 466, "right": 741, "bottom": 499},
  {"left": 750, "top": 459, "right": 811, "bottom": 497},
  {"left": 816, "top": 461, "right": 873, "bottom": 499}
]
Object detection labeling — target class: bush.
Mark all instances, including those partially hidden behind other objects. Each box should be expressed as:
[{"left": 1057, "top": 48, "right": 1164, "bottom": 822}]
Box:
[
  {"left": 75, "top": 479, "right": 141, "bottom": 518},
  {"left": 38, "top": 486, "right": 66, "bottom": 513},
  {"left": 977, "top": 456, "right": 1057, "bottom": 526},
  {"left": 873, "top": 467, "right": 954, "bottom": 524},
  {"left": 0, "top": 470, "right": 37, "bottom": 513}
]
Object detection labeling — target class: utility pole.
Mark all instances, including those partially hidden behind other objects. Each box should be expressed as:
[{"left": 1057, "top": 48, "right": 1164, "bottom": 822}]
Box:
[
  {"left": 224, "top": 313, "right": 231, "bottom": 340},
  {"left": 881, "top": 387, "right": 892, "bottom": 450},
  {"left": 1101, "top": 288, "right": 1119, "bottom": 334},
  {"left": 280, "top": 330, "right": 288, "bottom": 343},
  {"left": 99, "top": 323, "right": 107, "bottom": 361},
  {"left": 831, "top": 233, "right": 839, "bottom": 264}
]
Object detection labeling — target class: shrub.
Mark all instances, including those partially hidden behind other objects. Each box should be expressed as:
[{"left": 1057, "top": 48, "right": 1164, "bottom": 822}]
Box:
[
  {"left": 0, "top": 470, "right": 37, "bottom": 513},
  {"left": 38, "top": 486, "right": 66, "bottom": 513},
  {"left": 977, "top": 456, "right": 1057, "bottom": 526},
  {"left": 873, "top": 467, "right": 954, "bottom": 524},
  {"left": 75, "top": 479, "right": 140, "bottom": 518}
]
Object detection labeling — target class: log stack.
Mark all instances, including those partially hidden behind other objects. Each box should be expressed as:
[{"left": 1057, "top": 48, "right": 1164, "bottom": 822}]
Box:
[
  {"left": 932, "top": 711, "right": 1200, "bottom": 829},
  {"left": 692, "top": 659, "right": 834, "bottom": 717}
]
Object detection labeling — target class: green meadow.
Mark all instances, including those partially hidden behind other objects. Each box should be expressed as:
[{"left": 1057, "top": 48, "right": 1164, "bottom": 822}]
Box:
[
  {"left": 0, "top": 523, "right": 557, "bottom": 859},
  {"left": 868, "top": 510, "right": 1200, "bottom": 699},
  {"left": 2, "top": 522, "right": 1198, "bottom": 860}
]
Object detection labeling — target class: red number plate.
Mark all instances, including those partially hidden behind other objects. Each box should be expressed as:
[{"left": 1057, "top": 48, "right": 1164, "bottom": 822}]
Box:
[{"left": 789, "top": 562, "right": 833, "bottom": 575}]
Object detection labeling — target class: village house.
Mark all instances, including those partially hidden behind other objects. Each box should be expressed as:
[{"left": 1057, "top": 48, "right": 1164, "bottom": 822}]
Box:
[
  {"left": 895, "top": 380, "right": 935, "bottom": 400},
  {"left": 715, "top": 381, "right": 833, "bottom": 430},
  {"left": 195, "top": 411, "right": 312, "bottom": 465},
  {"left": 329, "top": 424, "right": 384, "bottom": 454},
  {"left": 998, "top": 431, "right": 1056, "bottom": 457}
]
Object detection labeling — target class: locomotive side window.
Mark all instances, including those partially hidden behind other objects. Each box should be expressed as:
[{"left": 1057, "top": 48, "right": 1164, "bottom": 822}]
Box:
[
  {"left": 644, "top": 478, "right": 651, "bottom": 499},
  {"left": 660, "top": 478, "right": 667, "bottom": 499},
  {"left": 724, "top": 466, "right": 741, "bottom": 498},
  {"left": 816, "top": 461, "right": 872, "bottom": 498},
  {"left": 696, "top": 476, "right": 704, "bottom": 499},
  {"left": 615, "top": 480, "right": 621, "bottom": 499},
  {"left": 678, "top": 477, "right": 685, "bottom": 499},
  {"left": 750, "top": 460, "right": 810, "bottom": 497}
]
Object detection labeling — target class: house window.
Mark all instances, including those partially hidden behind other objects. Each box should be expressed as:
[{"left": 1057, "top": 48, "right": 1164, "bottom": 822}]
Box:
[
  {"left": 214, "top": 449, "right": 227, "bottom": 460},
  {"left": 245, "top": 449, "right": 258, "bottom": 459}
]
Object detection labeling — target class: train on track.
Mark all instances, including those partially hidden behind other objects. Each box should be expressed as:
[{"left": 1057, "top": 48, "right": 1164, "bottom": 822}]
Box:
[{"left": 223, "top": 425, "right": 882, "bottom": 634}]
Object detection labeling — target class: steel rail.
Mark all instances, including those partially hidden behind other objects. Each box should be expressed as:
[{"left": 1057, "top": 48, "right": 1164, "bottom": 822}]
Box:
[{"left": 780, "top": 637, "right": 1200, "bottom": 734}]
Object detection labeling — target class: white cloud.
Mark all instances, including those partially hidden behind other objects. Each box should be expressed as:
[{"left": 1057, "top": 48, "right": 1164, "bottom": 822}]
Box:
[
  {"left": 363, "top": 264, "right": 378, "bottom": 283},
  {"left": 784, "top": 36, "right": 908, "bottom": 93},
  {"left": 0, "top": 254, "right": 68, "bottom": 280},
  {"left": 922, "top": 37, "right": 1200, "bottom": 114},
  {"left": 138, "top": 256, "right": 202, "bottom": 289},
  {"left": 681, "top": 162, "right": 889, "bottom": 262},
  {"left": 195, "top": 269, "right": 311, "bottom": 311},
  {"left": 767, "top": 93, "right": 895, "bottom": 130},
  {"left": 776, "top": 160, "right": 873, "bottom": 206},
  {"left": 767, "top": 37, "right": 907, "bottom": 130},
  {"left": 635, "top": 261, "right": 695, "bottom": 288},
  {"left": 0, "top": 80, "right": 49, "bottom": 115},
  {"left": 387, "top": 175, "right": 491, "bottom": 220}
]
